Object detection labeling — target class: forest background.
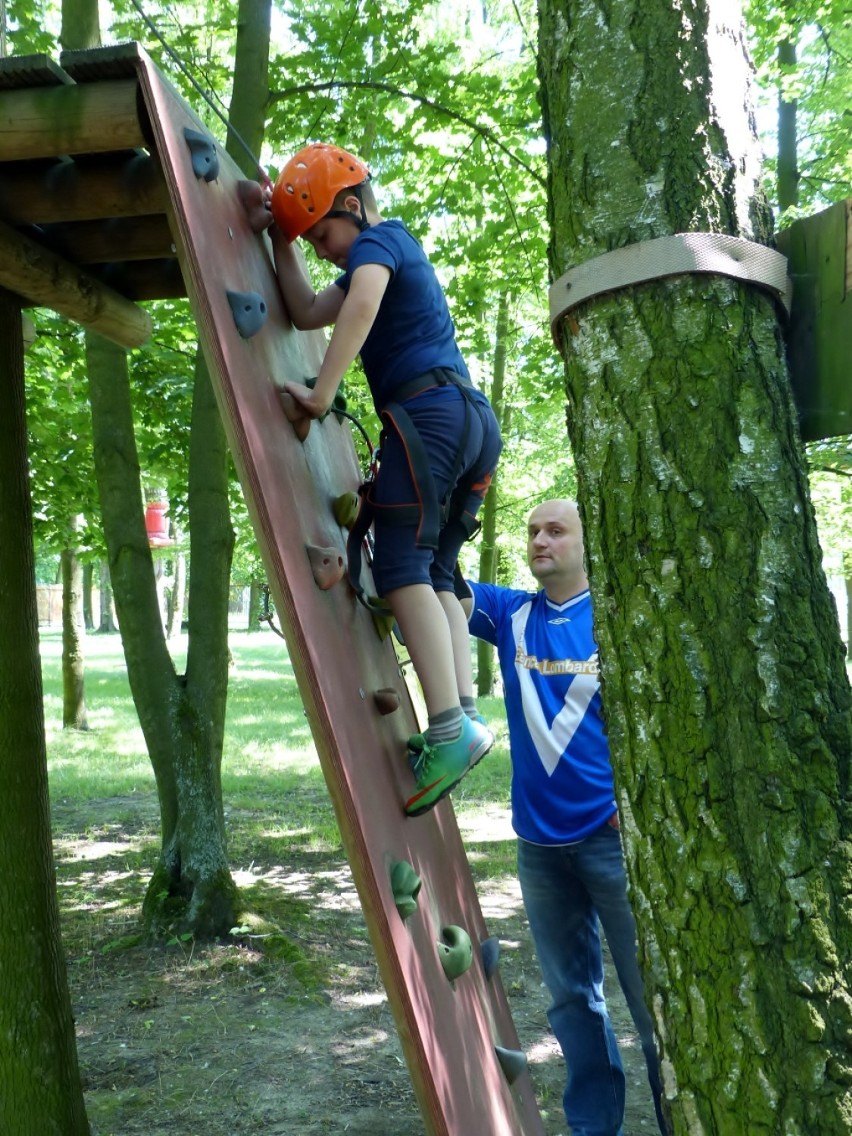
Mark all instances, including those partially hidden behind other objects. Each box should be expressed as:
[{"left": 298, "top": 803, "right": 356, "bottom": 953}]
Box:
[{"left": 1, "top": 0, "right": 851, "bottom": 1132}]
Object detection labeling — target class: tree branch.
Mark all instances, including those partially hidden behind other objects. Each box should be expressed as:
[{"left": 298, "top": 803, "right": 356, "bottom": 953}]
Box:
[{"left": 269, "top": 79, "right": 546, "bottom": 189}]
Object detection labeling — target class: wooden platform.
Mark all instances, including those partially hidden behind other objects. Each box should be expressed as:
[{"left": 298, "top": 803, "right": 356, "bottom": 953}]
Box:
[{"left": 0, "top": 43, "right": 544, "bottom": 1135}]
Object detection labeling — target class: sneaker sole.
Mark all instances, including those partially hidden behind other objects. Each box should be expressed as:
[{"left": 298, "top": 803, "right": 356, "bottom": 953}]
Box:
[{"left": 404, "top": 731, "right": 494, "bottom": 818}]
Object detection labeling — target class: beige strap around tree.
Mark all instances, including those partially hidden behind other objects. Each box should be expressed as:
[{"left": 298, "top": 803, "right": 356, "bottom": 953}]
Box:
[{"left": 548, "top": 232, "right": 792, "bottom": 336}]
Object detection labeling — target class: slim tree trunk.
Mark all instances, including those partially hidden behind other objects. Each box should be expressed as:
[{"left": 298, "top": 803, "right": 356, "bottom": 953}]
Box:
[
  {"left": 538, "top": 0, "right": 852, "bottom": 1130},
  {"left": 247, "top": 576, "right": 264, "bottom": 630},
  {"left": 476, "top": 290, "right": 510, "bottom": 697},
  {"left": 61, "top": 526, "right": 88, "bottom": 730},
  {"left": 0, "top": 287, "right": 90, "bottom": 1135},
  {"left": 97, "top": 559, "right": 115, "bottom": 633},
  {"left": 165, "top": 540, "right": 186, "bottom": 640},
  {"left": 82, "top": 561, "right": 94, "bottom": 630},
  {"left": 777, "top": 36, "right": 798, "bottom": 211}
]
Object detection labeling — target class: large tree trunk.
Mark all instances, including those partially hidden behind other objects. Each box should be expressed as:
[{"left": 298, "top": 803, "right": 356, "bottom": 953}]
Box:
[
  {"left": 476, "top": 290, "right": 510, "bottom": 697},
  {"left": 0, "top": 287, "right": 90, "bottom": 1135},
  {"left": 538, "top": 1, "right": 852, "bottom": 1131},
  {"left": 85, "top": 332, "right": 238, "bottom": 937}
]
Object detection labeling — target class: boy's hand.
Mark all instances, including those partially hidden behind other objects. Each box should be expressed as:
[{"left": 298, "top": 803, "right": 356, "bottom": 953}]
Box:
[
  {"left": 237, "top": 179, "right": 274, "bottom": 234},
  {"left": 280, "top": 381, "right": 331, "bottom": 420}
]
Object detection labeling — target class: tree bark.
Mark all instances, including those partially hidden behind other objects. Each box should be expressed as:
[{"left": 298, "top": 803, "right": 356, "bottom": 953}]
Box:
[
  {"left": 0, "top": 286, "right": 90, "bottom": 1135},
  {"left": 538, "top": 0, "right": 852, "bottom": 1131}
]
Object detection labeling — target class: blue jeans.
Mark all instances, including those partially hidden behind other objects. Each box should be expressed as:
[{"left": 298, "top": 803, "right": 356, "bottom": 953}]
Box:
[{"left": 517, "top": 824, "right": 666, "bottom": 1136}]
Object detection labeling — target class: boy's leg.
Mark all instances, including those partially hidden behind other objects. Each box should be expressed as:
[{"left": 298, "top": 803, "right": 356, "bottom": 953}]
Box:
[
  {"left": 384, "top": 583, "right": 459, "bottom": 716},
  {"left": 437, "top": 589, "right": 475, "bottom": 701}
]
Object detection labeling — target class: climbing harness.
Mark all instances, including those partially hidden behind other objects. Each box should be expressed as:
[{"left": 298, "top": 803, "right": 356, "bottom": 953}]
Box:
[{"left": 344, "top": 368, "right": 485, "bottom": 615}]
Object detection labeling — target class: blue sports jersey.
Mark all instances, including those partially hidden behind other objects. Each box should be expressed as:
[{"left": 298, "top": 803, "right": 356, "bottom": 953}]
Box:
[
  {"left": 337, "top": 220, "right": 470, "bottom": 411},
  {"left": 468, "top": 583, "right": 617, "bottom": 844}
]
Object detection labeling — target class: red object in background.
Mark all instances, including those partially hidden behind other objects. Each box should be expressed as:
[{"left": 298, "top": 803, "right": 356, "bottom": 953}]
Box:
[{"left": 144, "top": 501, "right": 173, "bottom": 547}]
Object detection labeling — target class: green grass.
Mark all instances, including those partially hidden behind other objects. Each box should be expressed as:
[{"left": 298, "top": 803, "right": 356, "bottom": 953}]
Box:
[{"left": 40, "top": 626, "right": 515, "bottom": 848}]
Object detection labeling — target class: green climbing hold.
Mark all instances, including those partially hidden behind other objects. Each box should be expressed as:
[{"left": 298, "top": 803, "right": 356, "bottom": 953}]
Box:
[
  {"left": 437, "top": 925, "right": 473, "bottom": 981},
  {"left": 390, "top": 860, "right": 421, "bottom": 921},
  {"left": 333, "top": 491, "right": 359, "bottom": 528}
]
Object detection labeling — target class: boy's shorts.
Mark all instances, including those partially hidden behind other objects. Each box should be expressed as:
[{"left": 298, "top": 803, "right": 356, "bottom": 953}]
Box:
[{"left": 370, "top": 383, "right": 502, "bottom": 595}]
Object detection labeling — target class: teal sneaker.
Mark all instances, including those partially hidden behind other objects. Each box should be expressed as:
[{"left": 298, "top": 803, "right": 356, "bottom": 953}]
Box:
[{"left": 404, "top": 717, "right": 494, "bottom": 817}]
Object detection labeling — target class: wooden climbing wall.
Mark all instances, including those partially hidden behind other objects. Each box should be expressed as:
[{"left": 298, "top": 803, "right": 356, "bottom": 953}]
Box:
[{"left": 129, "top": 46, "right": 544, "bottom": 1136}]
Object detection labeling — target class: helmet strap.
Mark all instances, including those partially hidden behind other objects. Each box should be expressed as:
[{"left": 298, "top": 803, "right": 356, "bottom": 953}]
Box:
[{"left": 326, "top": 183, "right": 371, "bottom": 232}]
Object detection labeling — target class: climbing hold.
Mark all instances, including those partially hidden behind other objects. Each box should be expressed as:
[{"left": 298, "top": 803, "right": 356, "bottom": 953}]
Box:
[
  {"left": 183, "top": 127, "right": 219, "bottom": 182},
  {"left": 364, "top": 595, "right": 395, "bottom": 640},
  {"left": 373, "top": 688, "right": 400, "bottom": 716},
  {"left": 226, "top": 290, "right": 268, "bottom": 339},
  {"left": 390, "top": 860, "right": 421, "bottom": 922},
  {"left": 237, "top": 179, "right": 273, "bottom": 233},
  {"left": 333, "top": 491, "right": 359, "bottom": 529},
  {"left": 279, "top": 390, "right": 311, "bottom": 442},
  {"left": 480, "top": 935, "right": 500, "bottom": 979},
  {"left": 437, "top": 925, "right": 473, "bottom": 982},
  {"left": 494, "top": 1045, "right": 528, "bottom": 1085},
  {"left": 306, "top": 546, "right": 345, "bottom": 590}
]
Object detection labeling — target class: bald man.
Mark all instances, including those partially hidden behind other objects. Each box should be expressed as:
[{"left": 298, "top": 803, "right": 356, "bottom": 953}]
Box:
[{"left": 461, "top": 500, "right": 668, "bottom": 1136}]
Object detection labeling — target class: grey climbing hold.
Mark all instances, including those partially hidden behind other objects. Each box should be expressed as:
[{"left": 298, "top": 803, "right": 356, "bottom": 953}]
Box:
[
  {"left": 390, "top": 861, "right": 421, "bottom": 922},
  {"left": 437, "top": 925, "right": 472, "bottom": 981},
  {"left": 480, "top": 935, "right": 500, "bottom": 979},
  {"left": 226, "top": 290, "right": 267, "bottom": 339},
  {"left": 183, "top": 127, "right": 219, "bottom": 182},
  {"left": 495, "top": 1045, "right": 528, "bottom": 1085}
]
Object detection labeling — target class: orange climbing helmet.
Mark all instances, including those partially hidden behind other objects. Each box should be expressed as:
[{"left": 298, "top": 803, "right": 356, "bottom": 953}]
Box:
[{"left": 271, "top": 143, "right": 371, "bottom": 243}]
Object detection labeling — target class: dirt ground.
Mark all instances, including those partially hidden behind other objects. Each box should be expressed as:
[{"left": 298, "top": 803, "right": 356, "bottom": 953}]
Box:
[{"left": 58, "top": 796, "right": 660, "bottom": 1136}]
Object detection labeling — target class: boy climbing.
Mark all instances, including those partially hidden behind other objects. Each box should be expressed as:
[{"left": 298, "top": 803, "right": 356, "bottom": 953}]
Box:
[{"left": 252, "top": 143, "right": 502, "bottom": 817}]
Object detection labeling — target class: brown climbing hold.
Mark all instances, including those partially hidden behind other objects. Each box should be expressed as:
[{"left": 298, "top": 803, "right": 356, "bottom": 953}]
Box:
[
  {"left": 374, "top": 688, "right": 400, "bottom": 715},
  {"left": 279, "top": 390, "right": 311, "bottom": 442},
  {"left": 237, "top": 179, "right": 273, "bottom": 233},
  {"left": 306, "top": 545, "right": 345, "bottom": 590}
]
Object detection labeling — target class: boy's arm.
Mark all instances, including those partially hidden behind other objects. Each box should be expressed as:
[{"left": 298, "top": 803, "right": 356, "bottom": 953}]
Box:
[
  {"left": 270, "top": 231, "right": 344, "bottom": 330},
  {"left": 282, "top": 263, "right": 390, "bottom": 418}
]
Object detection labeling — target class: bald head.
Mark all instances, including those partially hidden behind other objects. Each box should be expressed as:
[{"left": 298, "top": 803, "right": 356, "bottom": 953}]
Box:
[{"left": 526, "top": 499, "right": 588, "bottom": 602}]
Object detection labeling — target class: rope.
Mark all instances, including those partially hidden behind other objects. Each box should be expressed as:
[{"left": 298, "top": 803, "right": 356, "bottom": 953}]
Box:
[
  {"left": 127, "top": 0, "right": 272, "bottom": 189},
  {"left": 548, "top": 232, "right": 792, "bottom": 335}
]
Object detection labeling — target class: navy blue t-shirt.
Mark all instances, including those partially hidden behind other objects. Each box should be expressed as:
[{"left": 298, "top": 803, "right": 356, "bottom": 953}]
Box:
[{"left": 336, "top": 220, "right": 469, "bottom": 410}]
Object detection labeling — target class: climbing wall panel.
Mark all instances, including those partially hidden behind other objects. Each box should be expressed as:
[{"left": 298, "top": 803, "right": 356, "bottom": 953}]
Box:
[{"left": 131, "top": 46, "right": 544, "bottom": 1136}]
